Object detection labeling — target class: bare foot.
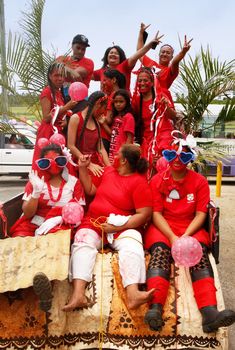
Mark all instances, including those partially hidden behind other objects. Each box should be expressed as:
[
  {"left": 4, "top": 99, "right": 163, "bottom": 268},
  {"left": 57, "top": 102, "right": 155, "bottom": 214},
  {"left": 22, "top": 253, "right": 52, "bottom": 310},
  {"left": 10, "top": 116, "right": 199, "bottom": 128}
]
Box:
[
  {"left": 62, "top": 293, "right": 88, "bottom": 312},
  {"left": 127, "top": 288, "right": 155, "bottom": 310}
]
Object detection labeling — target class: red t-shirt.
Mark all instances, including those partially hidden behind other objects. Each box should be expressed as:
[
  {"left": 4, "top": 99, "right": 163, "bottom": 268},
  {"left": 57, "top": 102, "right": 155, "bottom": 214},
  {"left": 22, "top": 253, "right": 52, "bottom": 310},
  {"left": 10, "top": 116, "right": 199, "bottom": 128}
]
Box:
[
  {"left": 109, "top": 113, "right": 135, "bottom": 163},
  {"left": 57, "top": 55, "right": 94, "bottom": 88},
  {"left": 93, "top": 59, "right": 133, "bottom": 91},
  {"left": 151, "top": 169, "right": 209, "bottom": 227},
  {"left": 142, "top": 55, "right": 179, "bottom": 106},
  {"left": 142, "top": 55, "right": 179, "bottom": 89},
  {"left": 88, "top": 166, "right": 152, "bottom": 218}
]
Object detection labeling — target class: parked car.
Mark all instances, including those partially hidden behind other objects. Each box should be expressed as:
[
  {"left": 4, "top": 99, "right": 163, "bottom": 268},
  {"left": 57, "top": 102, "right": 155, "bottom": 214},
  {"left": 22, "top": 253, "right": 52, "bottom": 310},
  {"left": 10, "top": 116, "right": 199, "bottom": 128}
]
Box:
[{"left": 0, "top": 128, "right": 35, "bottom": 175}]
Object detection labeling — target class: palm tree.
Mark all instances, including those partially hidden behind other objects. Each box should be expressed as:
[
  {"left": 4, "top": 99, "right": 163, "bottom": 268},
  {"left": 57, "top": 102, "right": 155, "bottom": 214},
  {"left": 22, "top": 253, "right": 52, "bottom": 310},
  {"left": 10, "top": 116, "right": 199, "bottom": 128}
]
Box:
[
  {"left": 176, "top": 47, "right": 235, "bottom": 134},
  {"left": 0, "top": 0, "right": 55, "bottom": 120}
]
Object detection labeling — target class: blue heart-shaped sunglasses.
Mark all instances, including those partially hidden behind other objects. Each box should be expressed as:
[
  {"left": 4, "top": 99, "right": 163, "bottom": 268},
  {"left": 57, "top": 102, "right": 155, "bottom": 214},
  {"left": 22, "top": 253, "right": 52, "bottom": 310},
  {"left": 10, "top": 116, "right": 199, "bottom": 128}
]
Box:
[{"left": 162, "top": 149, "right": 194, "bottom": 164}]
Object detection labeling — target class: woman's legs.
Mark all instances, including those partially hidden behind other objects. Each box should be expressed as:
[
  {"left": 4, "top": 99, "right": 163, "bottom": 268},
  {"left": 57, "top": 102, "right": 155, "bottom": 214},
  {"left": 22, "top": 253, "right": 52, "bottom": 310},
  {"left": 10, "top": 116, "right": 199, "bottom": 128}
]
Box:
[
  {"left": 63, "top": 228, "right": 101, "bottom": 311},
  {"left": 112, "top": 229, "right": 155, "bottom": 310},
  {"left": 144, "top": 241, "right": 172, "bottom": 331},
  {"left": 190, "top": 243, "right": 235, "bottom": 332}
]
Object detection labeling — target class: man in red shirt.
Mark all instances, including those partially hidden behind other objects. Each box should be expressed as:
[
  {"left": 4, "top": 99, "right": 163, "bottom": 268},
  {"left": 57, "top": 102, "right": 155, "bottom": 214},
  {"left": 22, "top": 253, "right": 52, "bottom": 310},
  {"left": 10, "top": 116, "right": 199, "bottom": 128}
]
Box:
[
  {"left": 57, "top": 34, "right": 94, "bottom": 95},
  {"left": 137, "top": 23, "right": 192, "bottom": 106}
]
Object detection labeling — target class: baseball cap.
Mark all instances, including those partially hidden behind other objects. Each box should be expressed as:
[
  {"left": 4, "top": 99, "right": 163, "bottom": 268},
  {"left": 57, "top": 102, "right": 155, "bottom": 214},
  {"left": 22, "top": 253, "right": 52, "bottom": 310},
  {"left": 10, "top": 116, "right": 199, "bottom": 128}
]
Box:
[{"left": 72, "top": 34, "right": 90, "bottom": 47}]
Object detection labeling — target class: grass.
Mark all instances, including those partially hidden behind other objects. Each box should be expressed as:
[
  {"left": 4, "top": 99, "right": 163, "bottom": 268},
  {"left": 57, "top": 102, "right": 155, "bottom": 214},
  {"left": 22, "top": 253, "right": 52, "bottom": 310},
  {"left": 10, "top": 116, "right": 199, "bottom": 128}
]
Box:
[{"left": 9, "top": 106, "right": 38, "bottom": 121}]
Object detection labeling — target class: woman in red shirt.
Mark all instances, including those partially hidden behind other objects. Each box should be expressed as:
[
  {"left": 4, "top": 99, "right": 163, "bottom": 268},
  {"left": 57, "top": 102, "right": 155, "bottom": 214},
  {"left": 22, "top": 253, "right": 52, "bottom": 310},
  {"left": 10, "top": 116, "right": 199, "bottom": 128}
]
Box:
[
  {"left": 11, "top": 143, "right": 84, "bottom": 238},
  {"left": 67, "top": 91, "right": 110, "bottom": 186},
  {"left": 92, "top": 32, "right": 163, "bottom": 92},
  {"left": 132, "top": 67, "right": 177, "bottom": 176},
  {"left": 33, "top": 62, "right": 77, "bottom": 164},
  {"left": 144, "top": 134, "right": 235, "bottom": 333},
  {"left": 137, "top": 23, "right": 192, "bottom": 106},
  {"left": 63, "top": 144, "right": 154, "bottom": 312}
]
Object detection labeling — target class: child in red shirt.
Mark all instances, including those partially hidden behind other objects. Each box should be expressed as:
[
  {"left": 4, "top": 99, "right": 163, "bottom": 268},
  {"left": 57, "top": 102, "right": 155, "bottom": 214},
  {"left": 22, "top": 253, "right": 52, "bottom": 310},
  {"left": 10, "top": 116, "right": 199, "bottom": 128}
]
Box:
[{"left": 109, "top": 89, "right": 135, "bottom": 163}]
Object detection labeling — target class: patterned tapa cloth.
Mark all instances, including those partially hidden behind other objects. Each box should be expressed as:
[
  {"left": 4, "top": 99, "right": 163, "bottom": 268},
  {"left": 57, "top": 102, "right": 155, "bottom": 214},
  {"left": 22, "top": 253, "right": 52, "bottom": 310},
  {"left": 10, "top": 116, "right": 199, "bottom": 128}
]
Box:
[{"left": 0, "top": 233, "right": 228, "bottom": 350}]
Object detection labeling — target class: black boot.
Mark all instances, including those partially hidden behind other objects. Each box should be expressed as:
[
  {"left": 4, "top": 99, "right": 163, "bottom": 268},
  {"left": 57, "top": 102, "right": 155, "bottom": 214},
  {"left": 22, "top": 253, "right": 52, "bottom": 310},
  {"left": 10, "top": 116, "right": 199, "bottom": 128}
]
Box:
[
  {"left": 33, "top": 272, "right": 53, "bottom": 312},
  {"left": 200, "top": 305, "right": 235, "bottom": 333},
  {"left": 144, "top": 303, "right": 163, "bottom": 331}
]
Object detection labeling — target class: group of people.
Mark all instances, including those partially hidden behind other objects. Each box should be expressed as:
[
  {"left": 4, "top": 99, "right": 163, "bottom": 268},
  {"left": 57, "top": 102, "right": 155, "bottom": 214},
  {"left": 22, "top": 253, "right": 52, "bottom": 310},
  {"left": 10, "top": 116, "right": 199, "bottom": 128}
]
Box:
[{"left": 9, "top": 24, "right": 235, "bottom": 334}]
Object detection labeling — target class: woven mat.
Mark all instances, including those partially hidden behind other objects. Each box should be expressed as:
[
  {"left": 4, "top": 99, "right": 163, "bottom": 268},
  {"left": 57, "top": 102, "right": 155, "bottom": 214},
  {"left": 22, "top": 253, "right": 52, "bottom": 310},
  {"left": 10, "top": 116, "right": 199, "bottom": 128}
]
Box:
[{"left": 0, "top": 234, "right": 228, "bottom": 350}]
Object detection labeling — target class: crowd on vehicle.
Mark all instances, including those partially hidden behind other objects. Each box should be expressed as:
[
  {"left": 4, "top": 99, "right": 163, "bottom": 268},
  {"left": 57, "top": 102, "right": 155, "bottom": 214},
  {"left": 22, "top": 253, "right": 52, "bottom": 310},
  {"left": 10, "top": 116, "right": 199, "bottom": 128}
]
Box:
[{"left": 9, "top": 23, "right": 235, "bottom": 334}]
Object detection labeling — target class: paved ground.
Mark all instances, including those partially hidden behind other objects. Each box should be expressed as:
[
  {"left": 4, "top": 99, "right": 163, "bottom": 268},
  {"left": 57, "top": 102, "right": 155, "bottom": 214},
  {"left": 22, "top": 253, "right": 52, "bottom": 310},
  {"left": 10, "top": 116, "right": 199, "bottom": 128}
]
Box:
[
  {"left": 210, "top": 184, "right": 235, "bottom": 349},
  {"left": 0, "top": 177, "right": 235, "bottom": 348}
]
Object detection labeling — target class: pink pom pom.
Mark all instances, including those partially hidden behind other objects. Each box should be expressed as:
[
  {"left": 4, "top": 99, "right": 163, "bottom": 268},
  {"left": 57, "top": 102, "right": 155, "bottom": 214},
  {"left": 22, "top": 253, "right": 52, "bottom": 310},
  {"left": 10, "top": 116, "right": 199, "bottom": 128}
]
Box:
[
  {"left": 68, "top": 82, "right": 88, "bottom": 101},
  {"left": 171, "top": 236, "right": 203, "bottom": 267},
  {"left": 49, "top": 133, "right": 66, "bottom": 147},
  {"left": 62, "top": 202, "right": 84, "bottom": 226},
  {"left": 156, "top": 156, "right": 168, "bottom": 173},
  {"left": 37, "top": 138, "right": 49, "bottom": 149}
]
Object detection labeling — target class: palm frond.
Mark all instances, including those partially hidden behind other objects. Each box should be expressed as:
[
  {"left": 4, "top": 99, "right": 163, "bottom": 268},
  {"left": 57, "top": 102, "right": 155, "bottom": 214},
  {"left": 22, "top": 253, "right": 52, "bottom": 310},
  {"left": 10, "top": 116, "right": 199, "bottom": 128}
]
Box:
[
  {"left": 176, "top": 47, "right": 235, "bottom": 133},
  {"left": 214, "top": 98, "right": 235, "bottom": 124}
]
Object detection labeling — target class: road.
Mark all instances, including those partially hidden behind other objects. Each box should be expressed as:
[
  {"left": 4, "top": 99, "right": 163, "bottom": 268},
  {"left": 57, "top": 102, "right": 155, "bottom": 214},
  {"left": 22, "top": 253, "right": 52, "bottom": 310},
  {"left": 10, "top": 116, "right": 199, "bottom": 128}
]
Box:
[
  {"left": 0, "top": 176, "right": 235, "bottom": 348},
  {"left": 0, "top": 176, "right": 26, "bottom": 202}
]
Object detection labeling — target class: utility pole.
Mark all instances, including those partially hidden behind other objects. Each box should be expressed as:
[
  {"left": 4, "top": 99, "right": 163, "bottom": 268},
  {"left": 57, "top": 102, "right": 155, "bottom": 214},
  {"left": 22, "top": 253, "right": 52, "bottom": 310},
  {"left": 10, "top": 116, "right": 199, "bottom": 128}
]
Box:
[{"left": 0, "top": 0, "right": 8, "bottom": 121}]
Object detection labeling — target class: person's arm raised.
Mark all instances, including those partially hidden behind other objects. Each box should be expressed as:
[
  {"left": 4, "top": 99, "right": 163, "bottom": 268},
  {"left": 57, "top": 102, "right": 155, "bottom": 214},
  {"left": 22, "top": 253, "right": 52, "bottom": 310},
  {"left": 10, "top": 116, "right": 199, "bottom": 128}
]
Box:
[
  {"left": 136, "top": 22, "right": 151, "bottom": 55},
  {"left": 128, "top": 31, "right": 164, "bottom": 68},
  {"left": 171, "top": 35, "right": 193, "bottom": 75}
]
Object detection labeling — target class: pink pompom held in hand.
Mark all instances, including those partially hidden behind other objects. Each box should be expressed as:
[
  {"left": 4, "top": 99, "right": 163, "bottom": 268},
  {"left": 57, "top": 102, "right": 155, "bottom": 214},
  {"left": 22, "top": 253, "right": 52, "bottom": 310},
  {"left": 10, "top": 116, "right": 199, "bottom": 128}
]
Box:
[
  {"left": 62, "top": 202, "right": 84, "bottom": 226},
  {"left": 171, "top": 236, "right": 203, "bottom": 267},
  {"left": 49, "top": 133, "right": 66, "bottom": 146},
  {"left": 68, "top": 82, "right": 88, "bottom": 101}
]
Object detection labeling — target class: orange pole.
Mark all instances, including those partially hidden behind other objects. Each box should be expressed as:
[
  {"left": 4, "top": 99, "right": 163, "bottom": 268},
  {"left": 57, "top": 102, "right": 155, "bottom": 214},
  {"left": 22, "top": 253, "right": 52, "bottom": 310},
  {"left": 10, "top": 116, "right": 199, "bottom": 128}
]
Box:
[{"left": 216, "top": 161, "right": 222, "bottom": 197}]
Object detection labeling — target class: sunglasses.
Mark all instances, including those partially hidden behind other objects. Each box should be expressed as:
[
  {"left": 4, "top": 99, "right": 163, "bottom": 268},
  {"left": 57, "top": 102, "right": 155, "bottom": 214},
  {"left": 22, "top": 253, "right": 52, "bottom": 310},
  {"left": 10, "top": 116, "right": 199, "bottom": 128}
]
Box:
[
  {"left": 162, "top": 149, "right": 194, "bottom": 164},
  {"left": 36, "top": 156, "right": 68, "bottom": 170}
]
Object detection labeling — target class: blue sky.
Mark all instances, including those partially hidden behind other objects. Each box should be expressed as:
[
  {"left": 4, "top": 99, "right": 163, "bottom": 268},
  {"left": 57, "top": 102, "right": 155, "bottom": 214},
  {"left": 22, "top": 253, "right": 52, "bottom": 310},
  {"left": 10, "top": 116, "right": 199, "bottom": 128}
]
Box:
[{"left": 4, "top": 0, "right": 235, "bottom": 92}]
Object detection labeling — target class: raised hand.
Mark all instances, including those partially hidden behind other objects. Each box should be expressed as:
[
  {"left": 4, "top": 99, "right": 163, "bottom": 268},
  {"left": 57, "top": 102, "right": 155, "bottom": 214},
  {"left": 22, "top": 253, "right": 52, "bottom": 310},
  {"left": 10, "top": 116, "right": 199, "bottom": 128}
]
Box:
[
  {"left": 140, "top": 22, "right": 151, "bottom": 33},
  {"left": 182, "top": 35, "right": 193, "bottom": 53},
  {"left": 29, "top": 170, "right": 45, "bottom": 199},
  {"left": 151, "top": 30, "right": 164, "bottom": 49}
]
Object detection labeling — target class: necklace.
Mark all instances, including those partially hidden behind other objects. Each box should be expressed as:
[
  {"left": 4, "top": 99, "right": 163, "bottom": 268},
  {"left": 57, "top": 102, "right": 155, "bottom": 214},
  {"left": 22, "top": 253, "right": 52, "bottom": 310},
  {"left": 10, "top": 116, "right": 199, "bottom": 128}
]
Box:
[{"left": 46, "top": 179, "right": 66, "bottom": 203}]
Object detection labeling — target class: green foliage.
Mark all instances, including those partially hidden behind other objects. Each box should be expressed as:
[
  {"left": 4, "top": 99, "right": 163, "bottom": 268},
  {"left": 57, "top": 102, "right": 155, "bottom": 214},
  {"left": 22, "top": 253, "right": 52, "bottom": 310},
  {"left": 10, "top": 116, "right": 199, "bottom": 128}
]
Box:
[
  {"left": 176, "top": 47, "right": 235, "bottom": 133},
  {"left": 1, "top": 0, "right": 56, "bottom": 119},
  {"left": 215, "top": 98, "right": 235, "bottom": 124}
]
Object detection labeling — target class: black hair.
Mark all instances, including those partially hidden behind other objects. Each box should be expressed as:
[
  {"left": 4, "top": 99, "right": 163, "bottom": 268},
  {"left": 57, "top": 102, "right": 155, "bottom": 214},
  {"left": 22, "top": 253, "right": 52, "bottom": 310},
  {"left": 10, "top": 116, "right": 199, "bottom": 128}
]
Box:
[
  {"left": 134, "top": 67, "right": 156, "bottom": 144},
  {"left": 71, "top": 100, "right": 89, "bottom": 114},
  {"left": 40, "top": 143, "right": 63, "bottom": 158},
  {"left": 160, "top": 44, "right": 174, "bottom": 54},
  {"left": 121, "top": 144, "right": 148, "bottom": 174},
  {"left": 112, "top": 89, "right": 132, "bottom": 117},
  {"left": 103, "top": 68, "right": 126, "bottom": 89},
  {"left": 77, "top": 91, "right": 106, "bottom": 149},
  {"left": 102, "top": 46, "right": 126, "bottom": 68},
  {"left": 47, "top": 62, "right": 66, "bottom": 104}
]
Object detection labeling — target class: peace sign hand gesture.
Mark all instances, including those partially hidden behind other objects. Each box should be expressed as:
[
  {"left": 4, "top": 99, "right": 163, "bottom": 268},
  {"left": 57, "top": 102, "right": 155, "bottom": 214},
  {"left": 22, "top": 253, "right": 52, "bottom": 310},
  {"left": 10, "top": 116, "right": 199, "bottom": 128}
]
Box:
[
  {"left": 140, "top": 22, "right": 151, "bottom": 33},
  {"left": 151, "top": 30, "right": 164, "bottom": 49},
  {"left": 182, "top": 35, "right": 193, "bottom": 53}
]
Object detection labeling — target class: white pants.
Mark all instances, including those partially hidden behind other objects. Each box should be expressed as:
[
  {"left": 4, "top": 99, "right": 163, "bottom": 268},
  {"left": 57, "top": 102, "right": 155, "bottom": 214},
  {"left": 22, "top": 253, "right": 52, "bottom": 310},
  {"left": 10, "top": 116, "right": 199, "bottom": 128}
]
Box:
[{"left": 69, "top": 228, "right": 146, "bottom": 288}]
